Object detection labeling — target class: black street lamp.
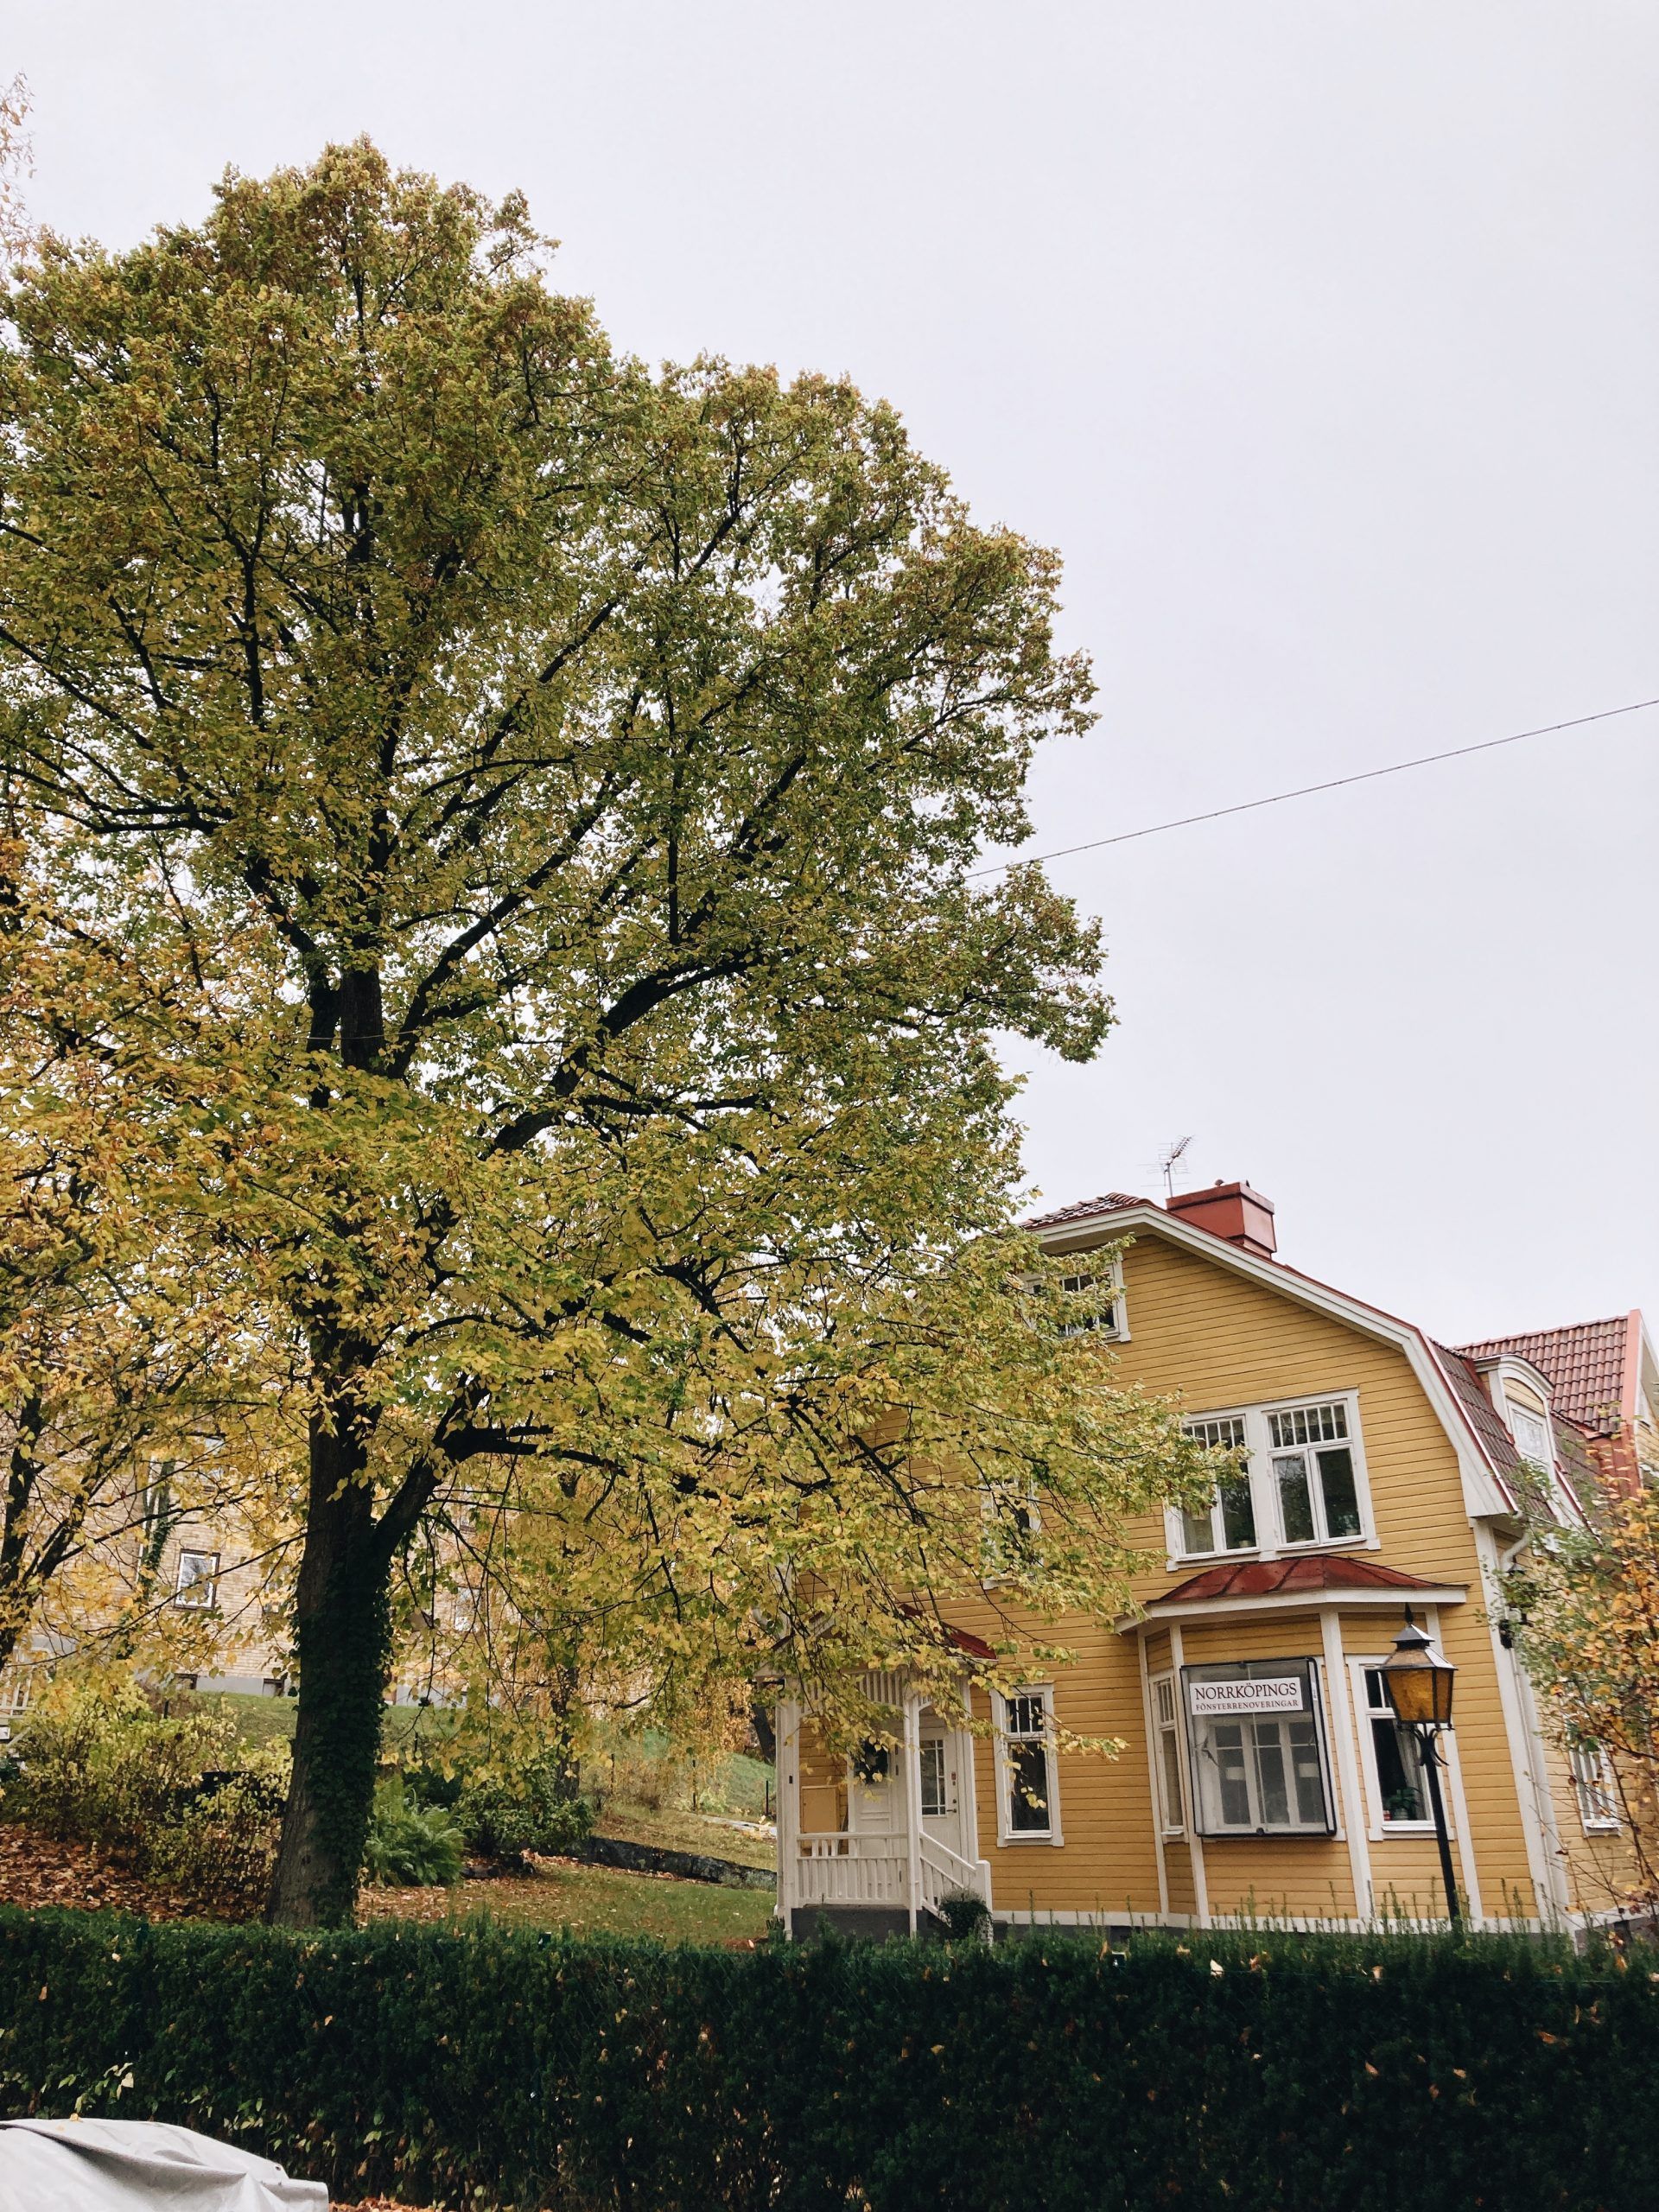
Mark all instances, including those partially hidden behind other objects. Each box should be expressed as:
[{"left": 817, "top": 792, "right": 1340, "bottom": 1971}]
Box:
[{"left": 1380, "top": 1607, "right": 1461, "bottom": 1928}]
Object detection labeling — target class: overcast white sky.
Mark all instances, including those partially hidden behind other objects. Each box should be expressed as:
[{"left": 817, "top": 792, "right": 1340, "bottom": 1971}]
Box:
[{"left": 10, "top": 1, "right": 1656, "bottom": 1344}]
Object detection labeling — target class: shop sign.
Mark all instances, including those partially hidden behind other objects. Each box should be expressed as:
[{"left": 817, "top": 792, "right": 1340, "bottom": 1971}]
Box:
[{"left": 1188, "top": 1675, "right": 1305, "bottom": 1717}]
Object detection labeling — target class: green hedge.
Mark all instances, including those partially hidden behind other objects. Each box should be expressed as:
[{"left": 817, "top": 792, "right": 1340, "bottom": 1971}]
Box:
[{"left": 0, "top": 1909, "right": 1653, "bottom": 2209}]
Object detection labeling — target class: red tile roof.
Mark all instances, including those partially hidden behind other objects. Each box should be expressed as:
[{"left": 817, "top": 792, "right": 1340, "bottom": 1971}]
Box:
[
  {"left": 1454, "top": 1317, "right": 1634, "bottom": 1437},
  {"left": 1022, "top": 1192, "right": 1151, "bottom": 1230},
  {"left": 1431, "top": 1343, "right": 1525, "bottom": 1491},
  {"left": 1151, "top": 1555, "right": 1447, "bottom": 1607}
]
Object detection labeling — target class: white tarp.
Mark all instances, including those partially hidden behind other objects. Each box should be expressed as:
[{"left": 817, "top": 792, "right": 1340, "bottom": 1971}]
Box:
[{"left": 0, "top": 2119, "right": 327, "bottom": 2212}]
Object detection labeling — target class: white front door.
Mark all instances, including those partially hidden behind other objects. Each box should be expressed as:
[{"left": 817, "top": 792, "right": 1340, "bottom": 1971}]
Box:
[{"left": 848, "top": 1741, "right": 904, "bottom": 1834}]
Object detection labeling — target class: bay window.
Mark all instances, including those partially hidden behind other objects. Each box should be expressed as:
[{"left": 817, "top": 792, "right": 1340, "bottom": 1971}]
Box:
[
  {"left": 1152, "top": 1673, "right": 1185, "bottom": 1834},
  {"left": 1359, "top": 1664, "right": 1433, "bottom": 1829},
  {"left": 1183, "top": 1660, "right": 1334, "bottom": 1836}
]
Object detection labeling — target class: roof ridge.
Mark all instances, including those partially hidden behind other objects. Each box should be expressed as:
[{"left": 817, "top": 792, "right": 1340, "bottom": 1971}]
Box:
[{"left": 1453, "top": 1317, "right": 1630, "bottom": 1351}]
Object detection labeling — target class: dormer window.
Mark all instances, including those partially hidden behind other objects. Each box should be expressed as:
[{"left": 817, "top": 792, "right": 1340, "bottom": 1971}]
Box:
[{"left": 1506, "top": 1402, "right": 1553, "bottom": 1473}]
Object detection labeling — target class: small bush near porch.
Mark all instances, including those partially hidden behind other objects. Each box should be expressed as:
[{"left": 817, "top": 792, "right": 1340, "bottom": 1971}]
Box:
[{"left": 1, "top": 1910, "right": 1655, "bottom": 2210}]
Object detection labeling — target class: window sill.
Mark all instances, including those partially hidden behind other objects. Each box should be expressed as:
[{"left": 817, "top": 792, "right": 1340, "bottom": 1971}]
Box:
[
  {"left": 1374, "top": 1822, "right": 1441, "bottom": 1840},
  {"left": 1274, "top": 1535, "right": 1373, "bottom": 1558},
  {"left": 997, "top": 1832, "right": 1063, "bottom": 1847},
  {"left": 1198, "top": 1829, "right": 1336, "bottom": 1842}
]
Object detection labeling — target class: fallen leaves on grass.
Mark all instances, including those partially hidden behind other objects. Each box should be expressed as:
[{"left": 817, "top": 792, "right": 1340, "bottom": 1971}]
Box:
[{"left": 0, "top": 1821, "right": 201, "bottom": 1920}]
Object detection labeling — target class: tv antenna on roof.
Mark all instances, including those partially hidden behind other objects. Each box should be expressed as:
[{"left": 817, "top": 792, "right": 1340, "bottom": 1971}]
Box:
[{"left": 1158, "top": 1136, "right": 1194, "bottom": 1198}]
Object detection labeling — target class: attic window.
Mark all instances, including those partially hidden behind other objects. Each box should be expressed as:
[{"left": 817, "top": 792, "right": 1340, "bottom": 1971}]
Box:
[
  {"left": 1056, "top": 1262, "right": 1127, "bottom": 1340},
  {"left": 1507, "top": 1403, "right": 1553, "bottom": 1472}
]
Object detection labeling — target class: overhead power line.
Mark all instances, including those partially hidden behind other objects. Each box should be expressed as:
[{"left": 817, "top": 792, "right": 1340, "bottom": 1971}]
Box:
[{"left": 967, "top": 694, "right": 1659, "bottom": 879}]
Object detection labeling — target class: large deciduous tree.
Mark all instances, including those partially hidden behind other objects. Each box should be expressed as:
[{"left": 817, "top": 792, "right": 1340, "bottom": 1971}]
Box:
[
  {"left": 0, "top": 143, "right": 1200, "bottom": 1925},
  {"left": 0, "top": 827, "right": 288, "bottom": 1677}
]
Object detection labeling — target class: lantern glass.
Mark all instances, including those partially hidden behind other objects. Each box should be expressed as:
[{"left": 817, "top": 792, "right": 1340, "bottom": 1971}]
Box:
[{"left": 1381, "top": 1616, "right": 1456, "bottom": 1729}]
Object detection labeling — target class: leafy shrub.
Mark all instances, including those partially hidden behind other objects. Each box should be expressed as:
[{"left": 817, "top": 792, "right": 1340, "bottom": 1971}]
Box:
[
  {"left": 934, "top": 1888, "right": 990, "bottom": 1941},
  {"left": 143, "top": 1754, "right": 289, "bottom": 1916},
  {"left": 16, "top": 1669, "right": 237, "bottom": 1847},
  {"left": 458, "top": 1748, "right": 593, "bottom": 1861},
  {"left": 0, "top": 1913, "right": 1654, "bottom": 2211},
  {"left": 10, "top": 1668, "right": 287, "bottom": 1914},
  {"left": 361, "top": 1778, "right": 463, "bottom": 1888}
]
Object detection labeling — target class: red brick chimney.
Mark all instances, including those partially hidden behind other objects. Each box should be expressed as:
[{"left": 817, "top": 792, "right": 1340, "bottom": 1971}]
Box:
[{"left": 1165, "top": 1180, "right": 1276, "bottom": 1258}]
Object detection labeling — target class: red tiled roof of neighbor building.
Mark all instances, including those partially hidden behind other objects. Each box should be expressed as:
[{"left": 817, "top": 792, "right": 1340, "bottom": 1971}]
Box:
[
  {"left": 1021, "top": 1192, "right": 1152, "bottom": 1230},
  {"left": 1454, "top": 1316, "right": 1636, "bottom": 1437},
  {"left": 1152, "top": 1555, "right": 1447, "bottom": 1607},
  {"left": 1431, "top": 1343, "right": 1527, "bottom": 1484}
]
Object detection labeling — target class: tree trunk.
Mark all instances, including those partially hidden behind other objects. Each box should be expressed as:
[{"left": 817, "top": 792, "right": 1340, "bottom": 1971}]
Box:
[{"left": 265, "top": 1405, "right": 392, "bottom": 1928}]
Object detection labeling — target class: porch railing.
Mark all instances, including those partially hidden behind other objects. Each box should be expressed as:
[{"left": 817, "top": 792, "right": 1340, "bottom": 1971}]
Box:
[{"left": 793, "top": 1830, "right": 991, "bottom": 1919}]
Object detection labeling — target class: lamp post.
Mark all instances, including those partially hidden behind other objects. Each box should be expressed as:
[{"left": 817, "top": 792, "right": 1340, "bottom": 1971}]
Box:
[{"left": 1380, "top": 1608, "right": 1461, "bottom": 1929}]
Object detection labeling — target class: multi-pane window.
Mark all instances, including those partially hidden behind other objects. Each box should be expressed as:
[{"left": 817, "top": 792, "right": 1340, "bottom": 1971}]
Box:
[
  {"left": 1001, "top": 1691, "right": 1057, "bottom": 1838},
  {"left": 1184, "top": 1661, "right": 1333, "bottom": 1835},
  {"left": 1362, "top": 1667, "right": 1432, "bottom": 1827},
  {"left": 1507, "top": 1403, "right": 1553, "bottom": 1471},
  {"left": 1057, "top": 1268, "right": 1126, "bottom": 1339},
  {"left": 1268, "top": 1402, "right": 1362, "bottom": 1543},
  {"left": 1179, "top": 1416, "right": 1255, "bottom": 1554},
  {"left": 919, "top": 1737, "right": 949, "bottom": 1818},
  {"left": 1568, "top": 1739, "right": 1620, "bottom": 1833},
  {"left": 1152, "top": 1674, "right": 1185, "bottom": 1834},
  {"left": 173, "top": 1549, "right": 220, "bottom": 1610},
  {"left": 1170, "top": 1397, "right": 1370, "bottom": 1560}
]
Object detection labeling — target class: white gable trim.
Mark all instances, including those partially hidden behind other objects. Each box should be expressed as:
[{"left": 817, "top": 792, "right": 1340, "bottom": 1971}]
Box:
[{"left": 1034, "top": 1205, "right": 1516, "bottom": 1522}]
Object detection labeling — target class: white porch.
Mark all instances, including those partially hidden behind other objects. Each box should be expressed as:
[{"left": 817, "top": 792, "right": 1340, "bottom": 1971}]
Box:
[{"left": 774, "top": 1674, "right": 993, "bottom": 1932}]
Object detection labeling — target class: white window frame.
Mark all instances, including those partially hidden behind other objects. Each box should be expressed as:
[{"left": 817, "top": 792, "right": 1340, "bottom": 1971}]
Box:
[
  {"left": 1503, "top": 1395, "right": 1576, "bottom": 1524},
  {"left": 1056, "top": 1257, "right": 1128, "bottom": 1342},
  {"left": 993, "top": 1686, "right": 1063, "bottom": 1846},
  {"left": 1150, "top": 1671, "right": 1186, "bottom": 1835},
  {"left": 1181, "top": 1658, "right": 1337, "bottom": 1838},
  {"left": 1165, "top": 1391, "right": 1375, "bottom": 1565},
  {"left": 173, "top": 1548, "right": 220, "bottom": 1611},
  {"left": 1349, "top": 1657, "right": 1447, "bottom": 1840},
  {"left": 1567, "top": 1739, "right": 1620, "bottom": 1834},
  {"left": 1176, "top": 1413, "right": 1256, "bottom": 1559}
]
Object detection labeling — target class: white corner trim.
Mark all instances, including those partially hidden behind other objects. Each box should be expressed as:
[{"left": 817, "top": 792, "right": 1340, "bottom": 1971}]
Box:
[{"left": 1320, "top": 1611, "right": 1375, "bottom": 1922}]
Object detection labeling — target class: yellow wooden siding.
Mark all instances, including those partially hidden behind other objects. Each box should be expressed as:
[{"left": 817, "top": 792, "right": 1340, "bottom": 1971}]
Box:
[
  {"left": 1539, "top": 1727, "right": 1645, "bottom": 1917},
  {"left": 942, "top": 1226, "right": 1548, "bottom": 1923},
  {"left": 782, "top": 1219, "right": 1587, "bottom": 1927}
]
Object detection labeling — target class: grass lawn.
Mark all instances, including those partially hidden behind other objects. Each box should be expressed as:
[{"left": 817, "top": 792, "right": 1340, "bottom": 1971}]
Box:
[
  {"left": 593, "top": 1801, "right": 776, "bottom": 1872},
  {"left": 359, "top": 1856, "right": 775, "bottom": 1945}
]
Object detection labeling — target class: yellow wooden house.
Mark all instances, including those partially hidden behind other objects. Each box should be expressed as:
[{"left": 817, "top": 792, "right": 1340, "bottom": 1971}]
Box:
[{"left": 775, "top": 1180, "right": 1647, "bottom": 1938}]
